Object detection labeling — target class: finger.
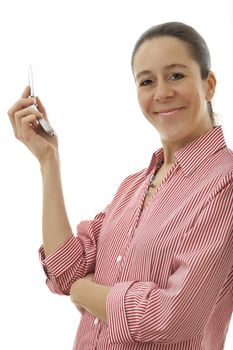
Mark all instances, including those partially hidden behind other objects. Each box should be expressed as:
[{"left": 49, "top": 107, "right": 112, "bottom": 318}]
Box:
[
  {"left": 13, "top": 107, "right": 42, "bottom": 138},
  {"left": 16, "top": 114, "right": 38, "bottom": 141},
  {"left": 14, "top": 106, "right": 43, "bottom": 121},
  {"left": 8, "top": 97, "right": 36, "bottom": 121},
  {"left": 21, "top": 114, "right": 39, "bottom": 141},
  {"left": 21, "top": 85, "right": 31, "bottom": 98},
  {"left": 36, "top": 96, "right": 48, "bottom": 119}
]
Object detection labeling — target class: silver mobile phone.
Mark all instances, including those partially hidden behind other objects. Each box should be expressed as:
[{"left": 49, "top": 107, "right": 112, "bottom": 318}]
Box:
[{"left": 28, "top": 65, "right": 55, "bottom": 136}]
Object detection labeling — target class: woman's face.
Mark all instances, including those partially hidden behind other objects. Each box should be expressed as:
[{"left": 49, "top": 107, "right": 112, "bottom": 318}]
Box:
[{"left": 133, "top": 36, "right": 216, "bottom": 144}]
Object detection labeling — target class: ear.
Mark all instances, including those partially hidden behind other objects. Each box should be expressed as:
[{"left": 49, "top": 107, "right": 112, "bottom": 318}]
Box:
[{"left": 205, "top": 71, "right": 217, "bottom": 101}]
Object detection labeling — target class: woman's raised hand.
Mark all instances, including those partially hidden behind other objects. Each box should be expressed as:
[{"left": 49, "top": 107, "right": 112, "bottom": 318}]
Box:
[{"left": 8, "top": 86, "right": 58, "bottom": 166}]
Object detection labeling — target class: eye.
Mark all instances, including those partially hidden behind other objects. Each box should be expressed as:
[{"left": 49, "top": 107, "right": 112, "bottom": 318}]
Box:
[
  {"left": 139, "top": 79, "right": 154, "bottom": 86},
  {"left": 170, "top": 72, "right": 185, "bottom": 81}
]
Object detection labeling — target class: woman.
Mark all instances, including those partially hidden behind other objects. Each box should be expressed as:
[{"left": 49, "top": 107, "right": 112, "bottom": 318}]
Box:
[{"left": 8, "top": 22, "right": 233, "bottom": 349}]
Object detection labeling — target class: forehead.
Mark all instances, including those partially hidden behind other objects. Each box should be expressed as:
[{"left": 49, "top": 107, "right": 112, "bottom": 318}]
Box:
[{"left": 133, "top": 36, "right": 196, "bottom": 74}]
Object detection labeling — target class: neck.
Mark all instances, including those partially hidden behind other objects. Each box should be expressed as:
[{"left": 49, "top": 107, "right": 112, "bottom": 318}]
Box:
[{"left": 160, "top": 124, "right": 214, "bottom": 167}]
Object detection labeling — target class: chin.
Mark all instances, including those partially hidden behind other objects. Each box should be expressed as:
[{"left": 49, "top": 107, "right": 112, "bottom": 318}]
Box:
[{"left": 159, "top": 128, "right": 189, "bottom": 143}]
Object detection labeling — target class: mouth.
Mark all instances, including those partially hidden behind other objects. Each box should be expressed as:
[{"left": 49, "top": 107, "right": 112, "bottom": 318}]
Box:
[{"left": 154, "top": 107, "right": 185, "bottom": 117}]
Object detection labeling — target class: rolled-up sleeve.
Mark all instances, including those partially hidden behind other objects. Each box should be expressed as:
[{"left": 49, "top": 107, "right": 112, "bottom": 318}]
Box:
[
  {"left": 106, "top": 179, "right": 233, "bottom": 344},
  {"left": 39, "top": 210, "right": 107, "bottom": 295}
]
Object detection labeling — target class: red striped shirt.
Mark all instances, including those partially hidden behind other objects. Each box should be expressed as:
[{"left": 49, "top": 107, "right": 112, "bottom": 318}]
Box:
[{"left": 40, "top": 126, "right": 233, "bottom": 349}]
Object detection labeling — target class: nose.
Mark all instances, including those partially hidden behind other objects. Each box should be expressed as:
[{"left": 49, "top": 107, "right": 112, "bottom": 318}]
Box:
[{"left": 153, "top": 80, "right": 174, "bottom": 102}]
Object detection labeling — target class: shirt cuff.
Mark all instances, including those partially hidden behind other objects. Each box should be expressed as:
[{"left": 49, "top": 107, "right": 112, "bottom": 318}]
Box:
[
  {"left": 38, "top": 235, "right": 83, "bottom": 278},
  {"left": 106, "top": 281, "right": 136, "bottom": 345}
]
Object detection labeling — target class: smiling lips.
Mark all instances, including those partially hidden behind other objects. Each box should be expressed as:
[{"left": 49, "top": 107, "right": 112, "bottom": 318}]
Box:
[{"left": 154, "top": 107, "right": 185, "bottom": 116}]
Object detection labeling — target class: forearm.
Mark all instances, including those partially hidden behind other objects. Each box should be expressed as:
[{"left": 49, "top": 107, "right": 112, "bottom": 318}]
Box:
[{"left": 41, "top": 152, "right": 73, "bottom": 257}]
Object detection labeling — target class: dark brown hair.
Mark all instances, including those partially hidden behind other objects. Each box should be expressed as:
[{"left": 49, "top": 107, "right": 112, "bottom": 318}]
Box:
[{"left": 131, "top": 22, "right": 215, "bottom": 125}]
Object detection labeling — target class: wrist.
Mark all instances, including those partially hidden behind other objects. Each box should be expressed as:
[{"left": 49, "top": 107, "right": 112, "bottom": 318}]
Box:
[
  {"left": 72, "top": 279, "right": 93, "bottom": 306},
  {"left": 40, "top": 148, "right": 60, "bottom": 172},
  {"left": 70, "top": 279, "right": 110, "bottom": 323}
]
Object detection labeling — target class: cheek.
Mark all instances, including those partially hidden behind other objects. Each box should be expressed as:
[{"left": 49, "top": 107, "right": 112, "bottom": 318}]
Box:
[
  {"left": 177, "top": 84, "right": 194, "bottom": 103},
  {"left": 137, "top": 91, "right": 151, "bottom": 112},
  {"left": 178, "top": 81, "right": 204, "bottom": 108},
  {"left": 189, "top": 91, "right": 204, "bottom": 111}
]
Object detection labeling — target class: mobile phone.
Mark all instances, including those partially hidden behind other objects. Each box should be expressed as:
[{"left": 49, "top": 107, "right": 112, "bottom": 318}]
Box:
[{"left": 28, "top": 65, "right": 55, "bottom": 136}]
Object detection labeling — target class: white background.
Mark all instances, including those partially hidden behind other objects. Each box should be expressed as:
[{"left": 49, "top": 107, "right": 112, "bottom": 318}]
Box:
[{"left": 0, "top": 0, "right": 232, "bottom": 349}]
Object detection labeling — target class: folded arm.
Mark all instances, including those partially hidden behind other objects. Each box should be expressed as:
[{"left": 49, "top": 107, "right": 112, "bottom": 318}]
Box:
[
  {"left": 40, "top": 210, "right": 107, "bottom": 295},
  {"left": 106, "top": 178, "right": 233, "bottom": 344}
]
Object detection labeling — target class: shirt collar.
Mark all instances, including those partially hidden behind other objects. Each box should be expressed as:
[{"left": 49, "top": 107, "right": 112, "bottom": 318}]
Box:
[{"left": 146, "top": 126, "right": 227, "bottom": 177}]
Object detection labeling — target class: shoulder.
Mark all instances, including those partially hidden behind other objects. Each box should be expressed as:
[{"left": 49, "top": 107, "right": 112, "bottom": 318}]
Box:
[
  {"left": 212, "top": 147, "right": 233, "bottom": 186},
  {"left": 206, "top": 149, "right": 233, "bottom": 204},
  {"left": 198, "top": 146, "right": 233, "bottom": 187},
  {"left": 220, "top": 146, "right": 233, "bottom": 167}
]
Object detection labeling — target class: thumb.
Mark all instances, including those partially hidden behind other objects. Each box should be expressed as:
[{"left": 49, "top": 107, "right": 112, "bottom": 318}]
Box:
[
  {"left": 21, "top": 85, "right": 31, "bottom": 98},
  {"left": 36, "top": 96, "right": 48, "bottom": 119}
]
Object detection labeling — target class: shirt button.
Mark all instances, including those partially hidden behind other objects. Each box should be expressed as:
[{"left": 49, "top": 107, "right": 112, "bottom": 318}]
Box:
[
  {"left": 116, "top": 255, "right": 122, "bottom": 263},
  {"left": 128, "top": 227, "right": 133, "bottom": 235},
  {"left": 94, "top": 318, "right": 99, "bottom": 326}
]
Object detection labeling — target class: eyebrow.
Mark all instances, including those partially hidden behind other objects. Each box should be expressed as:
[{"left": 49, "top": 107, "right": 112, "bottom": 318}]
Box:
[{"left": 135, "top": 64, "right": 189, "bottom": 81}]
